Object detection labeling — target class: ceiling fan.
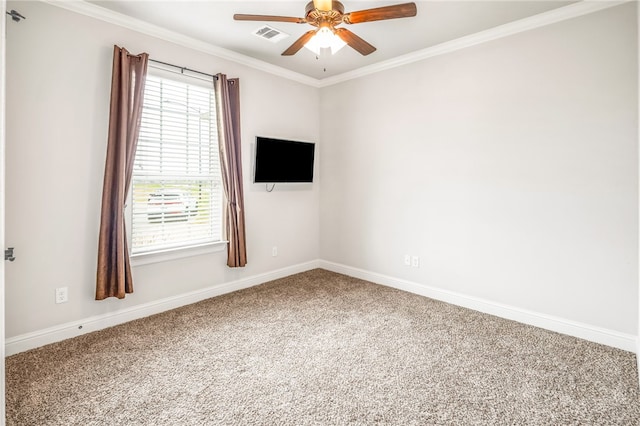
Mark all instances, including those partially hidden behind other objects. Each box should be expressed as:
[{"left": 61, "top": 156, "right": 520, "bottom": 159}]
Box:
[{"left": 234, "top": 0, "right": 417, "bottom": 56}]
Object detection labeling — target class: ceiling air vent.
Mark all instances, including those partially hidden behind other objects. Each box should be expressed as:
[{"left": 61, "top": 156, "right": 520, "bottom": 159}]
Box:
[{"left": 252, "top": 25, "right": 289, "bottom": 43}]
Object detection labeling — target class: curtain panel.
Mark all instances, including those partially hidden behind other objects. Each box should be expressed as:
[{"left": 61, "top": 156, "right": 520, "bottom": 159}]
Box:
[
  {"left": 215, "top": 74, "right": 247, "bottom": 267},
  {"left": 96, "top": 45, "right": 149, "bottom": 300}
]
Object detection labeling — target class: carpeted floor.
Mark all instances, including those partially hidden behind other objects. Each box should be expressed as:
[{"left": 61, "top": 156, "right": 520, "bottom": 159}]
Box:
[{"left": 6, "top": 269, "right": 640, "bottom": 425}]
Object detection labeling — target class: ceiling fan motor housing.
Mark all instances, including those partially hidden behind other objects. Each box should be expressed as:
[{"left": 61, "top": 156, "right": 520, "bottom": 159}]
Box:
[{"left": 305, "top": 1, "right": 345, "bottom": 29}]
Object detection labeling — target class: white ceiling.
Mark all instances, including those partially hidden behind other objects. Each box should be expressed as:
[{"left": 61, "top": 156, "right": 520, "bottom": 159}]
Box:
[{"left": 89, "top": 1, "right": 575, "bottom": 80}]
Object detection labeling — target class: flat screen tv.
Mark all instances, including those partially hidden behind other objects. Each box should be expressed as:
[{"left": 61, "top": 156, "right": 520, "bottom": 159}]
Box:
[{"left": 254, "top": 137, "right": 315, "bottom": 183}]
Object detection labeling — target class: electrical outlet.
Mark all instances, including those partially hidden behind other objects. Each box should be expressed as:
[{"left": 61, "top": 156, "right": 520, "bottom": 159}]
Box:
[
  {"left": 55, "top": 287, "right": 68, "bottom": 304},
  {"left": 411, "top": 256, "right": 420, "bottom": 268},
  {"left": 272, "top": 246, "right": 278, "bottom": 257},
  {"left": 404, "top": 254, "right": 411, "bottom": 266}
]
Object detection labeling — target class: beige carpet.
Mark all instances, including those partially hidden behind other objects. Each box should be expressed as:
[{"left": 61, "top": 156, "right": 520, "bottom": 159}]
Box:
[{"left": 6, "top": 269, "right": 640, "bottom": 425}]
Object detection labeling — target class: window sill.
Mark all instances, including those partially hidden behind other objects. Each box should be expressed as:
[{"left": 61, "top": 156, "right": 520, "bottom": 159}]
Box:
[{"left": 131, "top": 241, "right": 228, "bottom": 267}]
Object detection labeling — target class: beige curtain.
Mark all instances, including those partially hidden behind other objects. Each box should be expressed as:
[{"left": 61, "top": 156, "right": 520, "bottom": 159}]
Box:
[
  {"left": 96, "top": 46, "right": 149, "bottom": 300},
  {"left": 215, "top": 74, "right": 247, "bottom": 267}
]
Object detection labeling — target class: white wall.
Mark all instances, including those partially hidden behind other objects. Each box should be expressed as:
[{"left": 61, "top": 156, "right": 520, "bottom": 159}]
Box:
[
  {"left": 4, "top": 0, "right": 638, "bottom": 352},
  {"left": 5, "top": 1, "right": 320, "bottom": 339},
  {"left": 320, "top": 3, "right": 638, "bottom": 335}
]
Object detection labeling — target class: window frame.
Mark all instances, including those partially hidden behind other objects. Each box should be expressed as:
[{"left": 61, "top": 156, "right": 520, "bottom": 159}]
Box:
[{"left": 125, "top": 67, "right": 227, "bottom": 266}]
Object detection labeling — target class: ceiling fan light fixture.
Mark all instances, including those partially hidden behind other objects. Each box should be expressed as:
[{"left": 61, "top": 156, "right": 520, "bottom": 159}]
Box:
[{"left": 304, "top": 26, "right": 346, "bottom": 55}]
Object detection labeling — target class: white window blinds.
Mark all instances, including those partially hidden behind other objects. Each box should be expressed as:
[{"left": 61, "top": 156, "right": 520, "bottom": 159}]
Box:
[{"left": 131, "top": 74, "right": 222, "bottom": 255}]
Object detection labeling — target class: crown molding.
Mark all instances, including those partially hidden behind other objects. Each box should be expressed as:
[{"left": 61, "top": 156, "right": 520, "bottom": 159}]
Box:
[
  {"left": 42, "top": 0, "right": 629, "bottom": 89},
  {"left": 319, "top": 0, "right": 630, "bottom": 87},
  {"left": 41, "top": 0, "right": 321, "bottom": 87}
]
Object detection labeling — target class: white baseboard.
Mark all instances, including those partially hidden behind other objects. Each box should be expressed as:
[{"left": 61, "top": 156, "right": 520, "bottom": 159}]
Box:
[
  {"left": 6, "top": 259, "right": 637, "bottom": 356},
  {"left": 637, "top": 338, "right": 640, "bottom": 387},
  {"left": 5, "top": 260, "right": 321, "bottom": 356},
  {"left": 319, "top": 260, "right": 637, "bottom": 353}
]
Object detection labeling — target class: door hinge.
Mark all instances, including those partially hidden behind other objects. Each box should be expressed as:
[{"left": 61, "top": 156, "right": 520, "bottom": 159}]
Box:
[
  {"left": 5, "top": 247, "right": 15, "bottom": 262},
  {"left": 6, "top": 10, "right": 26, "bottom": 23}
]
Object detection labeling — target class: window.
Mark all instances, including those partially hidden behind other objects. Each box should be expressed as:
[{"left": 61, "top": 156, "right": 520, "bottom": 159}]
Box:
[{"left": 130, "top": 73, "right": 222, "bottom": 255}]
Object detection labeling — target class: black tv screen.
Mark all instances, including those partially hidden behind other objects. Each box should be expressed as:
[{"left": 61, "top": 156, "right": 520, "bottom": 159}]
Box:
[{"left": 254, "top": 137, "right": 315, "bottom": 183}]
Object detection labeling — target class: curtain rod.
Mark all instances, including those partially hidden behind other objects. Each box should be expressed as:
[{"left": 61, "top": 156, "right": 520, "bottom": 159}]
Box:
[{"left": 149, "top": 59, "right": 218, "bottom": 80}]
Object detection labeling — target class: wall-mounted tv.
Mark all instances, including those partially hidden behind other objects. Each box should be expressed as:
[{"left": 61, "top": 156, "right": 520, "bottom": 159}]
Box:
[{"left": 253, "top": 137, "right": 315, "bottom": 183}]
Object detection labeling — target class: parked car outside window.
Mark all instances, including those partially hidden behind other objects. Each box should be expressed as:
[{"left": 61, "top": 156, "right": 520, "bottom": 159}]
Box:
[{"left": 147, "top": 189, "right": 197, "bottom": 223}]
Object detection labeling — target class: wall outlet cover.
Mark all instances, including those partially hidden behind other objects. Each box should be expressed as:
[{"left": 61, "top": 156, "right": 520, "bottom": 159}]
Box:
[{"left": 55, "top": 287, "right": 68, "bottom": 304}]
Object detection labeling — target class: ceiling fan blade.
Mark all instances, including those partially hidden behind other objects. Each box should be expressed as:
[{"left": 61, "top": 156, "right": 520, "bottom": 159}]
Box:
[
  {"left": 233, "top": 14, "right": 306, "bottom": 24},
  {"left": 282, "top": 30, "right": 317, "bottom": 56},
  {"left": 334, "top": 28, "right": 376, "bottom": 56},
  {"left": 343, "top": 3, "right": 417, "bottom": 24}
]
